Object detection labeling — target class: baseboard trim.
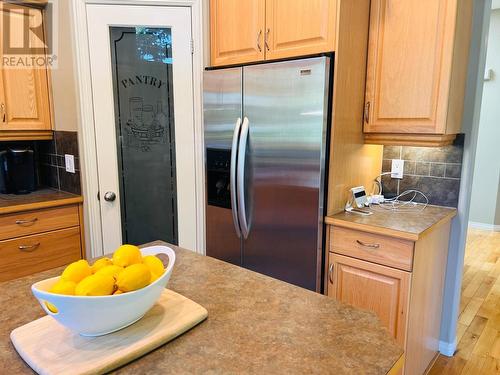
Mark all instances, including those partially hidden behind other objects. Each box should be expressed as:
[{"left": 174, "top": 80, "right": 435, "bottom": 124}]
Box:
[
  {"left": 439, "top": 339, "right": 456, "bottom": 357},
  {"left": 468, "top": 221, "right": 500, "bottom": 231}
]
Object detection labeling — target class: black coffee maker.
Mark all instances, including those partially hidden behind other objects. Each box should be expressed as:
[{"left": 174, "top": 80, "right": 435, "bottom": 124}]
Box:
[{"left": 0, "top": 148, "right": 36, "bottom": 194}]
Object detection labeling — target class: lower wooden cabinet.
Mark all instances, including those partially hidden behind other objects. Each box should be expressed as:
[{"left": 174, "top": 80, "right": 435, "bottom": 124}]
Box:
[
  {"left": 0, "top": 227, "right": 81, "bottom": 281},
  {"left": 328, "top": 253, "right": 410, "bottom": 346},
  {"left": 0, "top": 205, "right": 79, "bottom": 241},
  {"left": 327, "top": 221, "right": 453, "bottom": 375},
  {"left": 0, "top": 202, "right": 84, "bottom": 282}
]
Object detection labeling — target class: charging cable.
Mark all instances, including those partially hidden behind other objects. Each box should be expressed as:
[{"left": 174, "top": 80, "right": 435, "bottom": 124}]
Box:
[{"left": 373, "top": 189, "right": 429, "bottom": 212}]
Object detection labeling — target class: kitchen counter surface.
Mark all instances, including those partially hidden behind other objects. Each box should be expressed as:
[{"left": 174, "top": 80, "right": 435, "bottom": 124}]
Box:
[
  {"left": 0, "top": 188, "right": 82, "bottom": 215},
  {"left": 325, "top": 205, "right": 457, "bottom": 241},
  {"left": 0, "top": 242, "right": 403, "bottom": 375}
]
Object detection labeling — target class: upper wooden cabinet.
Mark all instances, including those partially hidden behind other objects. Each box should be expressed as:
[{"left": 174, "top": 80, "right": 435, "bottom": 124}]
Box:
[
  {"left": 363, "top": 0, "right": 473, "bottom": 147},
  {"left": 210, "top": 0, "right": 266, "bottom": 66},
  {"left": 1, "top": 66, "right": 52, "bottom": 132},
  {"left": 265, "top": 0, "right": 336, "bottom": 61},
  {"left": 0, "top": 3, "right": 53, "bottom": 140},
  {"left": 209, "top": 0, "right": 337, "bottom": 67}
]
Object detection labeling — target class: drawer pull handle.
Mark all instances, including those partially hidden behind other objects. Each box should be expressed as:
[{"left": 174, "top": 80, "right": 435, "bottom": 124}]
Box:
[
  {"left": 356, "top": 240, "right": 380, "bottom": 249},
  {"left": 19, "top": 243, "right": 41, "bottom": 252},
  {"left": 15, "top": 218, "right": 38, "bottom": 225},
  {"left": 328, "top": 263, "right": 334, "bottom": 284}
]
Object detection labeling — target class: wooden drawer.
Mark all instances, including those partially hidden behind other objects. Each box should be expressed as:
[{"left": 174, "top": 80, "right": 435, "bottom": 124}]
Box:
[
  {"left": 0, "top": 205, "right": 79, "bottom": 241},
  {"left": 0, "top": 227, "right": 81, "bottom": 282},
  {"left": 330, "top": 226, "right": 414, "bottom": 271}
]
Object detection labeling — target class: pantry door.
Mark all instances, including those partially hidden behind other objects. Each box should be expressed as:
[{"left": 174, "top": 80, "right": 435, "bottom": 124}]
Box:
[{"left": 86, "top": 5, "right": 196, "bottom": 253}]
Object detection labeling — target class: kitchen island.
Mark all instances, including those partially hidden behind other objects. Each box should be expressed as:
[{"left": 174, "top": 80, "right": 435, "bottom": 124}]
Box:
[{"left": 0, "top": 242, "right": 403, "bottom": 374}]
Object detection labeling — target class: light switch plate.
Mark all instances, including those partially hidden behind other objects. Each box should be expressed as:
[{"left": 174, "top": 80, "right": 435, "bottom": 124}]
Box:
[
  {"left": 65, "top": 154, "right": 75, "bottom": 173},
  {"left": 391, "top": 159, "right": 404, "bottom": 179}
]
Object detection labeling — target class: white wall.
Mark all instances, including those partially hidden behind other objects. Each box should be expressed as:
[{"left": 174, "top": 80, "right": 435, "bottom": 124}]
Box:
[
  {"left": 469, "top": 9, "right": 500, "bottom": 227},
  {"left": 50, "top": 0, "right": 79, "bottom": 131},
  {"left": 439, "top": 0, "right": 492, "bottom": 355}
]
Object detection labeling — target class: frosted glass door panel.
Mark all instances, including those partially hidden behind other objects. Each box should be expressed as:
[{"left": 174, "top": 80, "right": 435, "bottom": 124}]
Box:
[{"left": 110, "top": 27, "right": 178, "bottom": 245}]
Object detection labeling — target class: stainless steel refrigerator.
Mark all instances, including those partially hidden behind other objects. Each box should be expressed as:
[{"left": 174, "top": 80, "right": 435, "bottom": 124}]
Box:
[{"left": 204, "top": 57, "right": 331, "bottom": 292}]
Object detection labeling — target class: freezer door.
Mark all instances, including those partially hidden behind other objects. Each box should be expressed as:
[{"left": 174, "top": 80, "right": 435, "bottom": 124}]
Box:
[
  {"left": 204, "top": 68, "right": 243, "bottom": 150},
  {"left": 203, "top": 68, "right": 243, "bottom": 265},
  {"left": 242, "top": 57, "right": 330, "bottom": 291}
]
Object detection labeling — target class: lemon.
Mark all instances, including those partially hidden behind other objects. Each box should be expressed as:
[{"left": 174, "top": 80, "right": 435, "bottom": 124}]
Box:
[
  {"left": 116, "top": 263, "right": 151, "bottom": 292},
  {"left": 50, "top": 279, "right": 77, "bottom": 295},
  {"left": 46, "top": 279, "right": 77, "bottom": 313},
  {"left": 75, "top": 274, "right": 115, "bottom": 296},
  {"left": 91, "top": 257, "right": 113, "bottom": 273},
  {"left": 142, "top": 255, "right": 164, "bottom": 277},
  {"left": 113, "top": 290, "right": 123, "bottom": 295},
  {"left": 45, "top": 303, "right": 58, "bottom": 313},
  {"left": 95, "top": 264, "right": 123, "bottom": 280},
  {"left": 150, "top": 272, "right": 162, "bottom": 284},
  {"left": 61, "top": 260, "right": 92, "bottom": 283},
  {"left": 112, "top": 244, "right": 142, "bottom": 267}
]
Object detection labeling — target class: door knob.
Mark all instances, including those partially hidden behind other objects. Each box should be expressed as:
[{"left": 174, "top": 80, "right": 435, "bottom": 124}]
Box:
[{"left": 104, "top": 191, "right": 116, "bottom": 202}]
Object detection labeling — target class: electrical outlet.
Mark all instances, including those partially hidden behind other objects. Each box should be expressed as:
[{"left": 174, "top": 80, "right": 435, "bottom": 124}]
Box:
[
  {"left": 65, "top": 154, "right": 75, "bottom": 173},
  {"left": 391, "top": 159, "right": 404, "bottom": 179}
]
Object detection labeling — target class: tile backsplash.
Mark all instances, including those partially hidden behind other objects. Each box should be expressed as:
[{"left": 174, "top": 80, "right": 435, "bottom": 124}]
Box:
[
  {"left": 38, "top": 131, "right": 81, "bottom": 195},
  {"left": 381, "top": 134, "right": 464, "bottom": 207}
]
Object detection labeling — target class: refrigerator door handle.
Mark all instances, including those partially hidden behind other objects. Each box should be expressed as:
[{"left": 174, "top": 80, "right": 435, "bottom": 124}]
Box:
[
  {"left": 230, "top": 117, "right": 242, "bottom": 238},
  {"left": 237, "top": 117, "right": 250, "bottom": 239}
]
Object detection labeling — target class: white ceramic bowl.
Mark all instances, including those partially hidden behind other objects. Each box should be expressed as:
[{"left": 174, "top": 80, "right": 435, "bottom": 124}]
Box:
[{"left": 31, "top": 245, "right": 175, "bottom": 337}]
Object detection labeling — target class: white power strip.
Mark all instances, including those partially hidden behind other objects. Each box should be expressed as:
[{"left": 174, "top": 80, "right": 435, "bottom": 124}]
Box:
[{"left": 368, "top": 194, "right": 384, "bottom": 204}]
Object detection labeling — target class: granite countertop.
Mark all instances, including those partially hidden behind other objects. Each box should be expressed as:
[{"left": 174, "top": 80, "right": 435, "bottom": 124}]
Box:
[
  {"left": 325, "top": 205, "right": 457, "bottom": 241},
  {"left": 0, "top": 188, "right": 82, "bottom": 215},
  {"left": 0, "top": 242, "right": 403, "bottom": 374}
]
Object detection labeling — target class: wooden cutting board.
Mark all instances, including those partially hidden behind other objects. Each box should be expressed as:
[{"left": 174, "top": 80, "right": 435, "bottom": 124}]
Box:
[{"left": 10, "top": 289, "right": 208, "bottom": 375}]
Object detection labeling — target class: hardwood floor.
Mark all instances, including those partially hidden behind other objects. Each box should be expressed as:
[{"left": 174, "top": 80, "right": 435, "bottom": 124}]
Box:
[{"left": 429, "top": 228, "right": 500, "bottom": 374}]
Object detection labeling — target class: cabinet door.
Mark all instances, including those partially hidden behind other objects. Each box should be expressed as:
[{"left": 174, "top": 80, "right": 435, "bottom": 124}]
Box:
[
  {"left": 328, "top": 253, "right": 410, "bottom": 346},
  {"left": 364, "top": 0, "right": 456, "bottom": 134},
  {"left": 210, "top": 0, "right": 265, "bottom": 66},
  {"left": 0, "top": 5, "right": 52, "bottom": 131},
  {"left": 265, "top": 0, "right": 336, "bottom": 60}
]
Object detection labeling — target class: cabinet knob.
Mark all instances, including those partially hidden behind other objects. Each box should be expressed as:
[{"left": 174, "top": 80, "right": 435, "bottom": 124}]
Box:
[
  {"left": 104, "top": 191, "right": 116, "bottom": 202},
  {"left": 257, "top": 30, "right": 262, "bottom": 52}
]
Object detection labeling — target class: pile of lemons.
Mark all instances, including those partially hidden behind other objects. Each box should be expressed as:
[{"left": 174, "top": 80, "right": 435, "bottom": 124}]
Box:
[{"left": 48, "top": 244, "right": 164, "bottom": 302}]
